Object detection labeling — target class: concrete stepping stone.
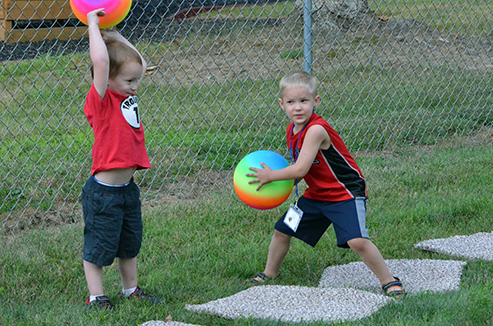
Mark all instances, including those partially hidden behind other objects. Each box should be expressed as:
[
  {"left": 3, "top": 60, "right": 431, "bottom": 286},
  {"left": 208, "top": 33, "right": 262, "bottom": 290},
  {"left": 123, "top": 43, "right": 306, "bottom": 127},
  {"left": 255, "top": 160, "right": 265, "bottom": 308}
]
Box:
[
  {"left": 415, "top": 232, "right": 493, "bottom": 261},
  {"left": 319, "top": 259, "right": 467, "bottom": 294},
  {"left": 140, "top": 321, "right": 203, "bottom": 326},
  {"left": 185, "top": 285, "right": 393, "bottom": 323}
]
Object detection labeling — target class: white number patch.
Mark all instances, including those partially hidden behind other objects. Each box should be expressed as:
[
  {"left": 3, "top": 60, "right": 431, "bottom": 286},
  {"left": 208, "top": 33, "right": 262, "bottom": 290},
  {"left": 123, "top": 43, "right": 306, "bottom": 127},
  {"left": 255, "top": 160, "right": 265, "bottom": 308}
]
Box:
[{"left": 121, "top": 95, "right": 140, "bottom": 129}]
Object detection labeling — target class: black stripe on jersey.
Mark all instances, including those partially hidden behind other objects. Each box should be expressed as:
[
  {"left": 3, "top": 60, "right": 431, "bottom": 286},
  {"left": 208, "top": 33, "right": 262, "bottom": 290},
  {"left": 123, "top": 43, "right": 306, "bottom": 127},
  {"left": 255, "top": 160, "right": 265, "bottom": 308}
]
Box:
[{"left": 321, "top": 146, "right": 366, "bottom": 197}]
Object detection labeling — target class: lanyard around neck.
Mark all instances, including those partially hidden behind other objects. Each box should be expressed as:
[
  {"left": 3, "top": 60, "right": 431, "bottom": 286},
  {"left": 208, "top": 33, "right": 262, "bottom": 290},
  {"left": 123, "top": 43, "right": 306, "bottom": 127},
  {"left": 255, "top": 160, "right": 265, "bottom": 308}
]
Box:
[{"left": 288, "top": 122, "right": 309, "bottom": 198}]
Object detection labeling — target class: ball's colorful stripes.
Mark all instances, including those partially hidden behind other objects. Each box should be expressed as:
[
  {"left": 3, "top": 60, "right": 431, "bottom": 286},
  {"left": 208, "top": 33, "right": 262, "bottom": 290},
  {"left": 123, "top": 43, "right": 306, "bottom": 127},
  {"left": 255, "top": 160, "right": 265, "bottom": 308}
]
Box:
[
  {"left": 234, "top": 150, "right": 294, "bottom": 210},
  {"left": 70, "top": 0, "right": 132, "bottom": 29}
]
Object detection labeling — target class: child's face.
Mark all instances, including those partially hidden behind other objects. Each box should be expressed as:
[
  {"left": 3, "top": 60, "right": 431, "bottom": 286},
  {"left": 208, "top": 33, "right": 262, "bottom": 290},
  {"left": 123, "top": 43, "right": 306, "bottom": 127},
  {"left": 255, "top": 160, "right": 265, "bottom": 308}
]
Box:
[
  {"left": 279, "top": 86, "right": 320, "bottom": 128},
  {"left": 107, "top": 61, "right": 143, "bottom": 96}
]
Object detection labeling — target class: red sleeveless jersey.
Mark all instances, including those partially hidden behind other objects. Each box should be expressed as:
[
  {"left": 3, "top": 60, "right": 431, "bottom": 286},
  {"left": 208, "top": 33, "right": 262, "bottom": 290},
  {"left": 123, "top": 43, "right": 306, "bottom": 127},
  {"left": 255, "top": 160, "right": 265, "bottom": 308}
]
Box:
[
  {"left": 286, "top": 113, "right": 367, "bottom": 201},
  {"left": 84, "top": 84, "right": 151, "bottom": 175}
]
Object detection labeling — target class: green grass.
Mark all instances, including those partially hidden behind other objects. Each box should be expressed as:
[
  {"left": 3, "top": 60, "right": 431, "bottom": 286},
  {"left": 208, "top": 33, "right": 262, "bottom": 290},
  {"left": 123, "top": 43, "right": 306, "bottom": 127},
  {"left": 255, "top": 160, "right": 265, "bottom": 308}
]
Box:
[
  {"left": 280, "top": 48, "right": 303, "bottom": 60},
  {"left": 1, "top": 50, "right": 492, "bottom": 215},
  {"left": 370, "top": 0, "right": 493, "bottom": 39},
  {"left": 194, "top": 0, "right": 492, "bottom": 39},
  {"left": 1, "top": 144, "right": 493, "bottom": 325}
]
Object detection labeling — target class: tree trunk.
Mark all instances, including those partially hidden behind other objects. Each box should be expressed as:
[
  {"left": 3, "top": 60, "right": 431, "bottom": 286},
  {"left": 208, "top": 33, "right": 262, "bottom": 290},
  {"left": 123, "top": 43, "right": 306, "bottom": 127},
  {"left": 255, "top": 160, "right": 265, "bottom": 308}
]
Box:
[
  {"left": 295, "top": 0, "right": 377, "bottom": 33},
  {"left": 310, "top": 0, "right": 371, "bottom": 19}
]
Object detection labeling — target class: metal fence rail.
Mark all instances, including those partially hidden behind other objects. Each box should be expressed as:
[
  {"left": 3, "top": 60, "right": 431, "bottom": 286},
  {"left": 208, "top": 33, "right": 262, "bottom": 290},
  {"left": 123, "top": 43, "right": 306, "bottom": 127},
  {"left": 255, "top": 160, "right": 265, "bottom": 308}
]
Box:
[{"left": 1, "top": 0, "right": 492, "bottom": 233}]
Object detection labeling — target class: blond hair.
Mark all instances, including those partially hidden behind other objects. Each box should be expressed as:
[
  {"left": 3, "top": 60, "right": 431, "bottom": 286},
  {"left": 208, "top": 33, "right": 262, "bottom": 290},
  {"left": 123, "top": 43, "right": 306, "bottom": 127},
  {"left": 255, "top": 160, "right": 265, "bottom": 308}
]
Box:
[
  {"left": 106, "top": 40, "right": 142, "bottom": 79},
  {"left": 279, "top": 71, "right": 318, "bottom": 99},
  {"left": 90, "top": 40, "right": 142, "bottom": 79}
]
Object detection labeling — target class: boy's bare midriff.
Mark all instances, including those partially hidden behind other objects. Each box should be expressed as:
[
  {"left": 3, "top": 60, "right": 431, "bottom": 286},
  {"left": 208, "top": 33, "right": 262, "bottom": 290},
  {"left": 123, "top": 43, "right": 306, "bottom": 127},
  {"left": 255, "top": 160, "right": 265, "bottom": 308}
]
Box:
[{"left": 94, "top": 167, "right": 136, "bottom": 185}]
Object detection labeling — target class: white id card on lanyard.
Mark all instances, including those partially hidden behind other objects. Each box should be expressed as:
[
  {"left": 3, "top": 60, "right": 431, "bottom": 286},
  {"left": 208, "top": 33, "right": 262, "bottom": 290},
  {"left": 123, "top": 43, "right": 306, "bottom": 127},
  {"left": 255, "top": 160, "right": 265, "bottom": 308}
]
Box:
[
  {"left": 284, "top": 202, "right": 303, "bottom": 232},
  {"left": 284, "top": 121, "right": 310, "bottom": 233}
]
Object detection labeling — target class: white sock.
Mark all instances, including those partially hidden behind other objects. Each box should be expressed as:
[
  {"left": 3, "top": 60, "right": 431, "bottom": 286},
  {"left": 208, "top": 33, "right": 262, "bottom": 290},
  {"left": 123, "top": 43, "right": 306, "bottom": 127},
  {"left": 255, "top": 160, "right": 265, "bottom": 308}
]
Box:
[
  {"left": 89, "top": 294, "right": 105, "bottom": 302},
  {"left": 122, "top": 286, "right": 137, "bottom": 297}
]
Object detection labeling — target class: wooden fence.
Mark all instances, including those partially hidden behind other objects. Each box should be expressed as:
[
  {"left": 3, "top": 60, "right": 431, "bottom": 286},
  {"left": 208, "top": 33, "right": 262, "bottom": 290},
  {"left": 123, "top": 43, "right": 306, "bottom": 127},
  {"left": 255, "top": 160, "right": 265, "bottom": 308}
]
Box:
[{"left": 0, "top": 0, "right": 86, "bottom": 43}]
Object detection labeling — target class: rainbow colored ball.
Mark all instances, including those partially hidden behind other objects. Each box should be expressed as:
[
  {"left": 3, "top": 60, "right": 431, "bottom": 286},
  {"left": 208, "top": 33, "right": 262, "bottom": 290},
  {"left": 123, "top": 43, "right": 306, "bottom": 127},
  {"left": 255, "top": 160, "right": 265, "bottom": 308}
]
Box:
[
  {"left": 70, "top": 0, "right": 132, "bottom": 29},
  {"left": 234, "top": 150, "right": 294, "bottom": 210}
]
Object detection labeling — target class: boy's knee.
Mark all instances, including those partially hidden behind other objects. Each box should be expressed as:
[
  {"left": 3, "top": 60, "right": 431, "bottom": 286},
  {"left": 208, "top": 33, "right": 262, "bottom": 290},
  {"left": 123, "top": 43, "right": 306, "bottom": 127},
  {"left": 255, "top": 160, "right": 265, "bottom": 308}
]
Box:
[
  {"left": 347, "top": 237, "right": 369, "bottom": 252},
  {"left": 273, "top": 230, "right": 291, "bottom": 242}
]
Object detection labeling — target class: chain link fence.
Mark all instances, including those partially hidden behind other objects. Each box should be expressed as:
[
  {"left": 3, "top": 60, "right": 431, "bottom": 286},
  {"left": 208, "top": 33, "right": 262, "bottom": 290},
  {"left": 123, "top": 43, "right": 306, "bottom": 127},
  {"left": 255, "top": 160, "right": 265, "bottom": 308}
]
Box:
[{"left": 1, "top": 0, "right": 492, "bottom": 233}]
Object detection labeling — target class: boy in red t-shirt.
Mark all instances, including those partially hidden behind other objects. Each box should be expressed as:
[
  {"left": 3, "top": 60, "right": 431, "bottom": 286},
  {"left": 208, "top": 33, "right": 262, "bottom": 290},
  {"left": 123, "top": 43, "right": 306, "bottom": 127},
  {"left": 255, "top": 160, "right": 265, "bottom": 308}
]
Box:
[
  {"left": 81, "top": 8, "right": 163, "bottom": 310},
  {"left": 245, "top": 72, "right": 405, "bottom": 297}
]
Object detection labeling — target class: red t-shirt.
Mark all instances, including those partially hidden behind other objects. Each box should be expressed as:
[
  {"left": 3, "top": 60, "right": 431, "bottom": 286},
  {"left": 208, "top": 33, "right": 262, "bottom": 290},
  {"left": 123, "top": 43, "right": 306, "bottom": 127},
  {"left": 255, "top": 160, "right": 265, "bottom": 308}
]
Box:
[
  {"left": 84, "top": 84, "right": 151, "bottom": 175},
  {"left": 286, "top": 113, "right": 367, "bottom": 201}
]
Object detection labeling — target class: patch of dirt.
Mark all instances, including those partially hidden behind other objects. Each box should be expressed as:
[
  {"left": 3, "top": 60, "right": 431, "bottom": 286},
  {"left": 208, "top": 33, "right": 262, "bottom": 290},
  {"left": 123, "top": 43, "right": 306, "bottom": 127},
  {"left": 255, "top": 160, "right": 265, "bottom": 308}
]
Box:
[
  {"left": 1, "top": 169, "right": 233, "bottom": 235},
  {"left": 133, "top": 9, "right": 492, "bottom": 91}
]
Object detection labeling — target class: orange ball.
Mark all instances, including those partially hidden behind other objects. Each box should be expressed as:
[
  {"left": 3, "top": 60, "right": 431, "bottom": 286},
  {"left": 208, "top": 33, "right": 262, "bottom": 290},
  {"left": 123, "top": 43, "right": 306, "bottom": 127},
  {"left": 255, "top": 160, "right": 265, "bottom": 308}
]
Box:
[{"left": 70, "top": 0, "right": 132, "bottom": 29}]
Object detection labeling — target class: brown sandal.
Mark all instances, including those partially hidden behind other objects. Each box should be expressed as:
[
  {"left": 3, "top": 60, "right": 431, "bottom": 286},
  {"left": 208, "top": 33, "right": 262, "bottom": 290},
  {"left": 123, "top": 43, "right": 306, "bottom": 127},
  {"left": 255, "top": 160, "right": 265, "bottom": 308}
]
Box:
[
  {"left": 382, "top": 277, "right": 406, "bottom": 297},
  {"left": 246, "top": 272, "right": 280, "bottom": 285}
]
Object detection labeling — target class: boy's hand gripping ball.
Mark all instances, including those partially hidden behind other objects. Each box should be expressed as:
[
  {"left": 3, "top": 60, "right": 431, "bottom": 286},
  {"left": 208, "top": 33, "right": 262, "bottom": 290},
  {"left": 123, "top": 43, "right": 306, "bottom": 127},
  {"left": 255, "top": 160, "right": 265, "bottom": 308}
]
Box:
[
  {"left": 234, "top": 150, "right": 294, "bottom": 210},
  {"left": 70, "top": 0, "right": 132, "bottom": 29}
]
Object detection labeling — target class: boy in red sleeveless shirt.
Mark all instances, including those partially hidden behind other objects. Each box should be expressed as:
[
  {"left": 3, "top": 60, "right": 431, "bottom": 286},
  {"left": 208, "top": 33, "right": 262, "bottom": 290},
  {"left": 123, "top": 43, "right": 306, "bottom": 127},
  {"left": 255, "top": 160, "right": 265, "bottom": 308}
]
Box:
[
  {"left": 246, "top": 72, "right": 405, "bottom": 297},
  {"left": 81, "top": 9, "right": 163, "bottom": 310}
]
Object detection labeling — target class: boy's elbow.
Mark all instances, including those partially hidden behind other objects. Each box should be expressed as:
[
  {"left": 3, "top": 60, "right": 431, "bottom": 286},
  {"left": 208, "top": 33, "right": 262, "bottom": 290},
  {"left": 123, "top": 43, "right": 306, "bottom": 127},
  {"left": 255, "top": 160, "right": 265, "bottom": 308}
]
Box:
[
  {"left": 292, "top": 167, "right": 308, "bottom": 180},
  {"left": 92, "top": 54, "right": 109, "bottom": 68}
]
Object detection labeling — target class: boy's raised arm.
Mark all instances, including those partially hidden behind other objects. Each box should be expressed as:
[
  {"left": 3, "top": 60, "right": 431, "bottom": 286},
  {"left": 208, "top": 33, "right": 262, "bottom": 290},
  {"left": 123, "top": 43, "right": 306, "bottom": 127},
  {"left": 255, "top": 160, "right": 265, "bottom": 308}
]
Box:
[{"left": 87, "top": 8, "right": 110, "bottom": 99}]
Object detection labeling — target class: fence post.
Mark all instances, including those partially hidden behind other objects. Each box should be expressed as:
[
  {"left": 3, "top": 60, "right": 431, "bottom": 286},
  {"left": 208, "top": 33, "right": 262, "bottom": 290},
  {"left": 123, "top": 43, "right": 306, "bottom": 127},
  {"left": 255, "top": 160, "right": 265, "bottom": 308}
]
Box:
[{"left": 303, "top": 0, "right": 313, "bottom": 74}]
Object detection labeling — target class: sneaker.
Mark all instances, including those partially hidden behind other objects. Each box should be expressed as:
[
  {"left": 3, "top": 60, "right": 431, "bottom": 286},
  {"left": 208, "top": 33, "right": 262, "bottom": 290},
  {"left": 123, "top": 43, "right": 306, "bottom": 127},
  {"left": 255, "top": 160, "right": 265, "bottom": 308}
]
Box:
[
  {"left": 121, "top": 286, "right": 165, "bottom": 304},
  {"left": 85, "top": 295, "right": 113, "bottom": 310}
]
